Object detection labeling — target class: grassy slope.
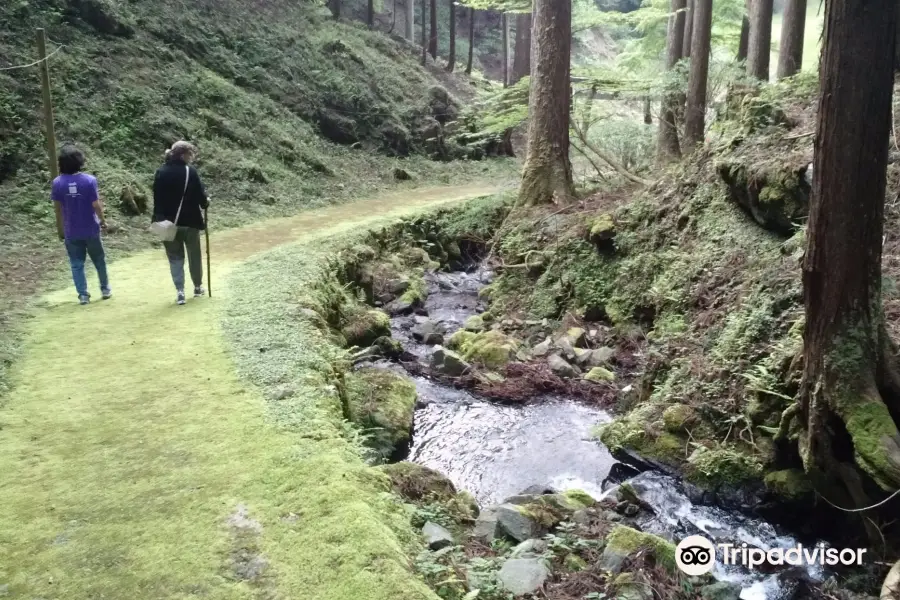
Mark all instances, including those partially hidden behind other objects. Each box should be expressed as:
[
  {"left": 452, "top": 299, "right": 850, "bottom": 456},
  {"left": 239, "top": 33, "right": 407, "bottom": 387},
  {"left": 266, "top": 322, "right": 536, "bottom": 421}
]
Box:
[{"left": 0, "top": 184, "right": 502, "bottom": 599}]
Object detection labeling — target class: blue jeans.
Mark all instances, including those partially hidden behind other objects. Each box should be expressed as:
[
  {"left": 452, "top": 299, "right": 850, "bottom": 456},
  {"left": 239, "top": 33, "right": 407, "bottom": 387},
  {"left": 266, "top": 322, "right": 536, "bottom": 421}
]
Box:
[{"left": 65, "top": 236, "right": 110, "bottom": 298}]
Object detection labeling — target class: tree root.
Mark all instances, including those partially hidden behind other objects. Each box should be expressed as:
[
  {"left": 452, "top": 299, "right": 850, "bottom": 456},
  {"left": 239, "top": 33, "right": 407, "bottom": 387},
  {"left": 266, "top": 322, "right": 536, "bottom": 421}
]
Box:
[{"left": 775, "top": 402, "right": 801, "bottom": 441}]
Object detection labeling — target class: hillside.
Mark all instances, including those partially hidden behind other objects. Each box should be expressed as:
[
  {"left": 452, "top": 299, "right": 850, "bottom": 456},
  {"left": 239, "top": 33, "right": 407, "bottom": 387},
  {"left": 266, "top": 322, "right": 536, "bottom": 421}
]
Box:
[{"left": 0, "top": 0, "right": 515, "bottom": 383}]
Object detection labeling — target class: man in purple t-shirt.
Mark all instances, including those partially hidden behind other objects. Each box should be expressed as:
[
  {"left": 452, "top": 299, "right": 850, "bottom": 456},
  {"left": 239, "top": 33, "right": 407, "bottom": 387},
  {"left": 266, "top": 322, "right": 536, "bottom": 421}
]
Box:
[{"left": 51, "top": 145, "right": 111, "bottom": 305}]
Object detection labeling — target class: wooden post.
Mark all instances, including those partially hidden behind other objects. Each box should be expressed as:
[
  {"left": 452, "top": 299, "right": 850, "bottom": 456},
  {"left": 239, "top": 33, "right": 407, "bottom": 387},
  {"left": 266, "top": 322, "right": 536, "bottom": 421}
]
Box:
[{"left": 36, "top": 28, "right": 62, "bottom": 239}]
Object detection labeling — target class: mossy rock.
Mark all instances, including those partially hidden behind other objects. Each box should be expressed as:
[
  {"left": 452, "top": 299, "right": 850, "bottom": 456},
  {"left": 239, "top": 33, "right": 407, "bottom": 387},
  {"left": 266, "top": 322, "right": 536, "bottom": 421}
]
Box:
[
  {"left": 455, "top": 330, "right": 518, "bottom": 370},
  {"left": 341, "top": 309, "right": 391, "bottom": 348},
  {"left": 463, "top": 315, "right": 486, "bottom": 332},
  {"left": 686, "top": 445, "right": 764, "bottom": 487},
  {"left": 399, "top": 274, "right": 427, "bottom": 305},
  {"left": 447, "top": 330, "right": 477, "bottom": 352},
  {"left": 564, "top": 554, "right": 588, "bottom": 572},
  {"left": 662, "top": 404, "right": 696, "bottom": 433},
  {"left": 379, "top": 461, "right": 457, "bottom": 502},
  {"left": 596, "top": 408, "right": 686, "bottom": 466},
  {"left": 346, "top": 368, "right": 417, "bottom": 460},
  {"left": 603, "top": 525, "right": 676, "bottom": 573},
  {"left": 589, "top": 213, "right": 616, "bottom": 250},
  {"left": 585, "top": 367, "right": 615, "bottom": 383},
  {"left": 717, "top": 160, "right": 809, "bottom": 235},
  {"left": 763, "top": 469, "right": 813, "bottom": 500}
]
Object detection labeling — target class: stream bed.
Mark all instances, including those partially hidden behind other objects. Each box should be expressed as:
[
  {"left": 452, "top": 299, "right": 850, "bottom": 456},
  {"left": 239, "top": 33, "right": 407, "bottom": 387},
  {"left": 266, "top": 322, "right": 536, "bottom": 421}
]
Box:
[{"left": 370, "top": 265, "right": 853, "bottom": 600}]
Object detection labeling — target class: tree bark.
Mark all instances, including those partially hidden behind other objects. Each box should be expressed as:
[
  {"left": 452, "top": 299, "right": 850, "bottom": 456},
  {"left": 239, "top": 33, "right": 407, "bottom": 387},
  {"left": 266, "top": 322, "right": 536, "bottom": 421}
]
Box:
[
  {"left": 421, "top": 0, "right": 428, "bottom": 65},
  {"left": 737, "top": 14, "right": 750, "bottom": 61},
  {"left": 429, "top": 0, "right": 438, "bottom": 59},
  {"left": 682, "top": 0, "right": 694, "bottom": 57},
  {"left": 657, "top": 0, "right": 686, "bottom": 162},
  {"left": 502, "top": 13, "right": 510, "bottom": 87},
  {"left": 747, "top": 0, "right": 774, "bottom": 79},
  {"left": 776, "top": 0, "right": 807, "bottom": 78},
  {"left": 512, "top": 13, "right": 532, "bottom": 84},
  {"left": 519, "top": 0, "right": 574, "bottom": 206},
  {"left": 683, "top": 0, "right": 711, "bottom": 151},
  {"left": 330, "top": 0, "right": 341, "bottom": 19},
  {"left": 367, "top": 0, "right": 375, "bottom": 26},
  {"left": 801, "top": 0, "right": 900, "bottom": 501},
  {"left": 447, "top": 0, "right": 456, "bottom": 71},
  {"left": 405, "top": 0, "right": 415, "bottom": 41},
  {"left": 466, "top": 7, "right": 476, "bottom": 74}
]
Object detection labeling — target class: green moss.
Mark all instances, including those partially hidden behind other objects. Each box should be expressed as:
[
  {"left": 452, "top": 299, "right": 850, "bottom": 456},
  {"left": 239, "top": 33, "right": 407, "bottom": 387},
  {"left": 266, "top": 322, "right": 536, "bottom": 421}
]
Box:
[
  {"left": 686, "top": 446, "right": 763, "bottom": 487},
  {"left": 595, "top": 407, "right": 685, "bottom": 465},
  {"left": 564, "top": 554, "right": 588, "bottom": 572},
  {"left": 459, "top": 330, "right": 517, "bottom": 369},
  {"left": 590, "top": 213, "right": 615, "bottom": 240},
  {"left": 446, "top": 330, "right": 477, "bottom": 352},
  {"left": 346, "top": 368, "right": 417, "bottom": 461},
  {"left": 585, "top": 367, "right": 615, "bottom": 383},
  {"left": 379, "top": 462, "right": 458, "bottom": 502},
  {"left": 341, "top": 309, "right": 391, "bottom": 348},
  {"left": 463, "top": 315, "right": 486, "bottom": 332},
  {"left": 838, "top": 400, "right": 900, "bottom": 490},
  {"left": 399, "top": 273, "right": 428, "bottom": 305},
  {"left": 763, "top": 469, "right": 813, "bottom": 500},
  {"left": 604, "top": 525, "right": 677, "bottom": 573},
  {"left": 562, "top": 489, "right": 595, "bottom": 508},
  {"left": 662, "top": 404, "right": 696, "bottom": 433}
]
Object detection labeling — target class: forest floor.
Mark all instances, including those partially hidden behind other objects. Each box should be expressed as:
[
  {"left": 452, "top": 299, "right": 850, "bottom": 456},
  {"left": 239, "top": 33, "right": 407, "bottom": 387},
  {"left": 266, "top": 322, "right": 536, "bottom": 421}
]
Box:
[{"left": 0, "top": 183, "right": 503, "bottom": 600}]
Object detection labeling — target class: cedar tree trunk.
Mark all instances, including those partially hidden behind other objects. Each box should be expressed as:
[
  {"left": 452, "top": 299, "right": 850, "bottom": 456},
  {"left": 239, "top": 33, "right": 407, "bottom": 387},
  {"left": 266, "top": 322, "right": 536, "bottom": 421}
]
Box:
[
  {"left": 683, "top": 0, "right": 711, "bottom": 150},
  {"left": 747, "top": 0, "right": 773, "bottom": 79},
  {"left": 657, "top": 0, "right": 686, "bottom": 162},
  {"left": 776, "top": 0, "right": 807, "bottom": 78}
]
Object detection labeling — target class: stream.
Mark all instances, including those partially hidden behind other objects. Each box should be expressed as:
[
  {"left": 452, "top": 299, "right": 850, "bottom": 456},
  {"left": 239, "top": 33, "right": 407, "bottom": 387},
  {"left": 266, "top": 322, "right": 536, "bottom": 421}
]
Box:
[{"left": 371, "top": 266, "right": 853, "bottom": 600}]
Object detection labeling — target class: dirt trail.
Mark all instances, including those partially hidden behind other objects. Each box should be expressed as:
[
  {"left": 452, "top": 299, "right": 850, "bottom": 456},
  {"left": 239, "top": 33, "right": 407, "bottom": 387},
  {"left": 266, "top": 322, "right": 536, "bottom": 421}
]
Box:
[{"left": 0, "top": 184, "right": 502, "bottom": 600}]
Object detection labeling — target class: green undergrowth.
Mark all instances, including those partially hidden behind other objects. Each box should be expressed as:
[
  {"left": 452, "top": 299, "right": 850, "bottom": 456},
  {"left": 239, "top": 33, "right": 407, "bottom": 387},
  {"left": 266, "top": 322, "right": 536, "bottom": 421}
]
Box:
[{"left": 488, "top": 76, "right": 841, "bottom": 493}]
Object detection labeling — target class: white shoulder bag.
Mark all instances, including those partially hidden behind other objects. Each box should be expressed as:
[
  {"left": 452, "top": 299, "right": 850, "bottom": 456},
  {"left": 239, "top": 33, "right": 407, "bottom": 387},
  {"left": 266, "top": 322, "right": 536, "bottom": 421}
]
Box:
[{"left": 150, "top": 166, "right": 190, "bottom": 242}]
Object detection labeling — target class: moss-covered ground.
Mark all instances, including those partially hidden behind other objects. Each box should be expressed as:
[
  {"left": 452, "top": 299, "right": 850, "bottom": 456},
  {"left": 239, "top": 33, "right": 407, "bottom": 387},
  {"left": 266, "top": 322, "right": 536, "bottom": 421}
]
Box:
[{"left": 0, "top": 184, "right": 502, "bottom": 599}]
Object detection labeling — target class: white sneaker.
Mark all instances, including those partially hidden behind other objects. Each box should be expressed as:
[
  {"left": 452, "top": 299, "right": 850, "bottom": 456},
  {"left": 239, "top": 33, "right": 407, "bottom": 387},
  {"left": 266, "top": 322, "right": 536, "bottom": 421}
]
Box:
[
  {"left": 193, "top": 286, "right": 206, "bottom": 298},
  {"left": 176, "top": 290, "right": 186, "bottom": 305}
]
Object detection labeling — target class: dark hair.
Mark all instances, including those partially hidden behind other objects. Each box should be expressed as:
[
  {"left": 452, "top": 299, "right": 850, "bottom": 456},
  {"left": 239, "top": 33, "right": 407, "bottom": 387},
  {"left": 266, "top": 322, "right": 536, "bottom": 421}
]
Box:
[{"left": 58, "top": 145, "right": 86, "bottom": 175}]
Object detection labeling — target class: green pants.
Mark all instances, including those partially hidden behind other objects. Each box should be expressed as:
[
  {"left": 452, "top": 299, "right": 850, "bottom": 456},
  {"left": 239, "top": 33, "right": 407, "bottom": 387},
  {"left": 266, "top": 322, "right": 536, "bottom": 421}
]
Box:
[{"left": 163, "top": 226, "right": 203, "bottom": 291}]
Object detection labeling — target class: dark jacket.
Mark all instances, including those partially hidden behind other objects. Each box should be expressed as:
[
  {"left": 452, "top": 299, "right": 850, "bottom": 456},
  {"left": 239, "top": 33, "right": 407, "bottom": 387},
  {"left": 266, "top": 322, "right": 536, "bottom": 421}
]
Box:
[{"left": 152, "top": 158, "right": 209, "bottom": 230}]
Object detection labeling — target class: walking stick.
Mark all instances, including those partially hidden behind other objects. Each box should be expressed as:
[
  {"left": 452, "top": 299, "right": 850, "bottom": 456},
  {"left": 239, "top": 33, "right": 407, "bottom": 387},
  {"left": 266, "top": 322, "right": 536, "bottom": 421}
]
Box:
[{"left": 204, "top": 207, "right": 211, "bottom": 298}]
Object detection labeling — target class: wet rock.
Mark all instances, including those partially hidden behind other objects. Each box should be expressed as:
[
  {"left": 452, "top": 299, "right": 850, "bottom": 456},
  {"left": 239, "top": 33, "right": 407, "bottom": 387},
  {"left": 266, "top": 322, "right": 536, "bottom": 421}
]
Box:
[
  {"left": 373, "top": 336, "right": 403, "bottom": 360},
  {"left": 422, "top": 521, "right": 455, "bottom": 550},
  {"left": 775, "top": 567, "right": 817, "bottom": 600},
  {"left": 700, "top": 581, "right": 742, "bottom": 600},
  {"left": 585, "top": 366, "right": 615, "bottom": 383},
  {"left": 549, "top": 354, "right": 579, "bottom": 379},
  {"left": 577, "top": 346, "right": 615, "bottom": 368},
  {"left": 520, "top": 484, "right": 557, "bottom": 495},
  {"left": 464, "top": 315, "right": 486, "bottom": 332},
  {"left": 496, "top": 503, "right": 541, "bottom": 542},
  {"left": 555, "top": 336, "right": 577, "bottom": 360},
  {"left": 387, "top": 279, "right": 411, "bottom": 296},
  {"left": 566, "top": 327, "right": 588, "bottom": 348},
  {"left": 380, "top": 462, "right": 458, "bottom": 501},
  {"left": 497, "top": 558, "right": 550, "bottom": 595},
  {"left": 532, "top": 337, "right": 552, "bottom": 358},
  {"left": 430, "top": 347, "right": 471, "bottom": 377},
  {"left": 510, "top": 538, "right": 548, "bottom": 558},
  {"left": 473, "top": 506, "right": 500, "bottom": 543},
  {"left": 412, "top": 320, "right": 445, "bottom": 346},
  {"left": 385, "top": 298, "right": 416, "bottom": 316},
  {"left": 599, "top": 525, "right": 676, "bottom": 574}
]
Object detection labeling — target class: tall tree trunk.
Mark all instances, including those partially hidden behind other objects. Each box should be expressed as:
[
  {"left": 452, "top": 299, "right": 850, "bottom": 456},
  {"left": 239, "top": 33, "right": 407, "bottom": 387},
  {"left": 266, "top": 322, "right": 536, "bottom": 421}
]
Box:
[
  {"left": 683, "top": 0, "right": 712, "bottom": 151},
  {"left": 447, "top": 0, "right": 456, "bottom": 71},
  {"left": 519, "top": 0, "right": 574, "bottom": 206},
  {"left": 421, "top": 0, "right": 428, "bottom": 65},
  {"left": 657, "top": 0, "right": 686, "bottom": 162},
  {"left": 367, "top": 0, "right": 375, "bottom": 26},
  {"left": 466, "top": 7, "right": 476, "bottom": 74},
  {"left": 643, "top": 97, "right": 652, "bottom": 124},
  {"left": 737, "top": 14, "right": 750, "bottom": 61},
  {"left": 330, "top": 0, "right": 341, "bottom": 19},
  {"left": 747, "top": 0, "right": 774, "bottom": 79},
  {"left": 801, "top": 0, "right": 900, "bottom": 506},
  {"left": 682, "top": 0, "right": 694, "bottom": 57},
  {"left": 502, "top": 13, "right": 510, "bottom": 87},
  {"left": 429, "top": 0, "right": 438, "bottom": 59},
  {"left": 405, "top": 0, "right": 415, "bottom": 41},
  {"left": 512, "top": 13, "right": 532, "bottom": 84},
  {"left": 776, "top": 0, "right": 807, "bottom": 78}
]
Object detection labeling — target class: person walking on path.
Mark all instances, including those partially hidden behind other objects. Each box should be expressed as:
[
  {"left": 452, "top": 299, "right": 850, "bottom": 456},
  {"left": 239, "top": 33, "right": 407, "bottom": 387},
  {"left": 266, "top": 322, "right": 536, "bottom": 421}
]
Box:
[
  {"left": 52, "top": 144, "right": 111, "bottom": 305},
  {"left": 152, "top": 141, "right": 209, "bottom": 305}
]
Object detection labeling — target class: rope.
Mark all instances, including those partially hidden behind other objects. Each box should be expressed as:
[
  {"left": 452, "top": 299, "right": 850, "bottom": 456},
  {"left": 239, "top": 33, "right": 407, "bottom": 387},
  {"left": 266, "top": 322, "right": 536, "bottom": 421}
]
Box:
[
  {"left": 0, "top": 44, "right": 65, "bottom": 71},
  {"left": 816, "top": 486, "right": 900, "bottom": 513}
]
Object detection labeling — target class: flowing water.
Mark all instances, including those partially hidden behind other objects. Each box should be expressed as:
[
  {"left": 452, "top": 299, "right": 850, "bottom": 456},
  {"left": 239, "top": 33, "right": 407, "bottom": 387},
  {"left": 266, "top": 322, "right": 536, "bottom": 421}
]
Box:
[{"left": 373, "top": 266, "right": 849, "bottom": 600}]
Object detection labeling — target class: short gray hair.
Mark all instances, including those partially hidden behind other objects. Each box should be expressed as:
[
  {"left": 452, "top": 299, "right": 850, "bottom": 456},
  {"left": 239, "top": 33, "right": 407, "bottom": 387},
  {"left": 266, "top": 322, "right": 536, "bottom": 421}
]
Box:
[{"left": 165, "top": 140, "right": 197, "bottom": 161}]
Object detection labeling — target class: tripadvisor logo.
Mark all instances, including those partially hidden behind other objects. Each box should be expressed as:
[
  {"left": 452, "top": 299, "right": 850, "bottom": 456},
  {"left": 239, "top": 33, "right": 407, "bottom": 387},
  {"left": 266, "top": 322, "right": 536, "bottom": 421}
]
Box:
[{"left": 675, "top": 535, "right": 868, "bottom": 576}]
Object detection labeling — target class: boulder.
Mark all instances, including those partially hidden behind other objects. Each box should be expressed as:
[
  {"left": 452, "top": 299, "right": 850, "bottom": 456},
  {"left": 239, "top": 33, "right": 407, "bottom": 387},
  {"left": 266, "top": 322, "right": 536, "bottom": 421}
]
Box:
[
  {"left": 549, "top": 354, "right": 580, "bottom": 379},
  {"left": 473, "top": 506, "right": 500, "bottom": 543},
  {"left": 422, "top": 521, "right": 455, "bottom": 550},
  {"left": 585, "top": 367, "right": 616, "bottom": 383},
  {"left": 412, "top": 320, "right": 445, "bottom": 346},
  {"left": 385, "top": 298, "right": 416, "bottom": 316},
  {"left": 341, "top": 309, "right": 391, "bottom": 348},
  {"left": 662, "top": 403, "right": 696, "bottom": 433},
  {"left": 599, "top": 525, "right": 676, "bottom": 574},
  {"left": 345, "top": 369, "right": 416, "bottom": 460},
  {"left": 700, "top": 581, "right": 743, "bottom": 600},
  {"left": 566, "top": 327, "right": 588, "bottom": 348},
  {"left": 555, "top": 336, "right": 577, "bottom": 361},
  {"left": 496, "top": 504, "right": 541, "bottom": 542},
  {"left": 532, "top": 337, "right": 552, "bottom": 358},
  {"left": 393, "top": 167, "right": 412, "bottom": 181},
  {"left": 455, "top": 330, "right": 518, "bottom": 370},
  {"left": 576, "top": 346, "right": 616, "bottom": 368},
  {"left": 430, "top": 347, "right": 471, "bottom": 377},
  {"left": 379, "top": 462, "right": 457, "bottom": 502},
  {"left": 372, "top": 336, "right": 403, "bottom": 360},
  {"left": 497, "top": 558, "right": 550, "bottom": 596},
  {"left": 464, "top": 315, "right": 486, "bottom": 332}
]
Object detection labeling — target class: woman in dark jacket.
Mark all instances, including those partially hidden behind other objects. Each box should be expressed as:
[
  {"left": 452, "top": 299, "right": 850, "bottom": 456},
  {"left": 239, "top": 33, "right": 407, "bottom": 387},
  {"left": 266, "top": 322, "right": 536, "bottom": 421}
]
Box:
[{"left": 152, "top": 141, "right": 209, "bottom": 305}]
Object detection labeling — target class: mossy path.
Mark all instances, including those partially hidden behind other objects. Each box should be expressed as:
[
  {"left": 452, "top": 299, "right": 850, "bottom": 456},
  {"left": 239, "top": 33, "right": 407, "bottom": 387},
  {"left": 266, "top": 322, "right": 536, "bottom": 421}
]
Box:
[{"left": 0, "top": 184, "right": 500, "bottom": 600}]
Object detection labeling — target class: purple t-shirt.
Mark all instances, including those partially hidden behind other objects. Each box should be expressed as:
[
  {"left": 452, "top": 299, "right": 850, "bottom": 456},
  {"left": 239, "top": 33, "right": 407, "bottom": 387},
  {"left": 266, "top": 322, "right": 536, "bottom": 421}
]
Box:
[{"left": 51, "top": 173, "right": 100, "bottom": 240}]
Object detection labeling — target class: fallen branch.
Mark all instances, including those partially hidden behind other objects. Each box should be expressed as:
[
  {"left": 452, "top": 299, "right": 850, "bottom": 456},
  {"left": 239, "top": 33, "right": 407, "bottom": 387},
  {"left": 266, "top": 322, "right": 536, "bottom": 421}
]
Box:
[
  {"left": 783, "top": 131, "right": 815, "bottom": 140},
  {"left": 570, "top": 118, "right": 653, "bottom": 186}
]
